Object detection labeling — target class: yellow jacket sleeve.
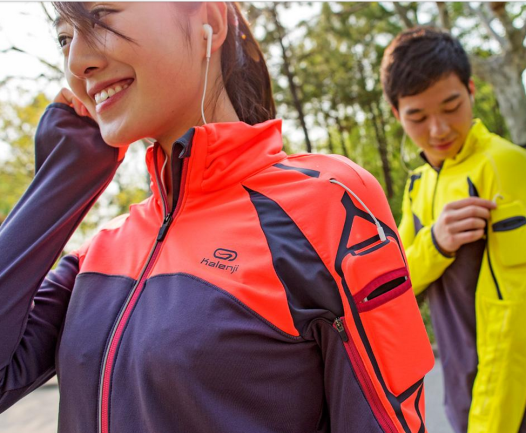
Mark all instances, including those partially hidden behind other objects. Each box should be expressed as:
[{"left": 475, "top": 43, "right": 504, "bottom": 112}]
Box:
[{"left": 398, "top": 177, "right": 455, "bottom": 295}]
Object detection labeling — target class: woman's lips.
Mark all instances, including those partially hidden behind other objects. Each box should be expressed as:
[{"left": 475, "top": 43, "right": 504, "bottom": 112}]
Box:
[{"left": 95, "top": 81, "right": 132, "bottom": 115}]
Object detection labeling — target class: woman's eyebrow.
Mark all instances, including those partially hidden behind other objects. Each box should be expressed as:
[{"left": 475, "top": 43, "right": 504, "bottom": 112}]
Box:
[{"left": 53, "top": 16, "right": 64, "bottom": 29}]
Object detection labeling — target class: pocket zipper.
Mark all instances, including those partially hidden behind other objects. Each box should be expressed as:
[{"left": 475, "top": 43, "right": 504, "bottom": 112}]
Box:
[{"left": 333, "top": 318, "right": 397, "bottom": 433}]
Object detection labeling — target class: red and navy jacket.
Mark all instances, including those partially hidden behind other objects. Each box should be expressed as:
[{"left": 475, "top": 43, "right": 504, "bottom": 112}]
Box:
[{"left": 0, "top": 103, "right": 434, "bottom": 433}]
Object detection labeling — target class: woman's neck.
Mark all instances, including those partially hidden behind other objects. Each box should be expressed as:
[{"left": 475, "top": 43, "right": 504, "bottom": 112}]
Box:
[{"left": 157, "top": 88, "right": 240, "bottom": 207}]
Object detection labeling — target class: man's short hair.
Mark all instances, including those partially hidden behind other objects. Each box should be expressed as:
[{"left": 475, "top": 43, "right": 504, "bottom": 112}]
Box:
[{"left": 380, "top": 26, "right": 472, "bottom": 109}]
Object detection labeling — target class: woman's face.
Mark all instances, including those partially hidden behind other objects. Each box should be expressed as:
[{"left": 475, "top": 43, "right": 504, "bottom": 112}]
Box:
[{"left": 56, "top": 3, "right": 205, "bottom": 147}]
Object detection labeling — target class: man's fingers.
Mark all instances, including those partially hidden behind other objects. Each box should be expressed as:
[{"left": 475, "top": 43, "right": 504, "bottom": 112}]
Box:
[
  {"left": 449, "top": 205, "right": 492, "bottom": 222},
  {"left": 454, "top": 229, "right": 485, "bottom": 245},
  {"left": 445, "top": 197, "right": 497, "bottom": 211},
  {"left": 448, "top": 217, "right": 487, "bottom": 234}
]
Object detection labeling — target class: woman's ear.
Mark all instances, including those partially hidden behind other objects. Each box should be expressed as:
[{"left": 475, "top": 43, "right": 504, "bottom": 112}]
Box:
[{"left": 202, "top": 2, "right": 228, "bottom": 57}]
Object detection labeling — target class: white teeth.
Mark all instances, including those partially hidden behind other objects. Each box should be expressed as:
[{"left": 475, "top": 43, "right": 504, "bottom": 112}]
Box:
[{"left": 94, "top": 83, "right": 129, "bottom": 105}]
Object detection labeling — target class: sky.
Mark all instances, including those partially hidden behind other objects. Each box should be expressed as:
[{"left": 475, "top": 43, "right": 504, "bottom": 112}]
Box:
[{"left": 0, "top": 2, "right": 64, "bottom": 99}]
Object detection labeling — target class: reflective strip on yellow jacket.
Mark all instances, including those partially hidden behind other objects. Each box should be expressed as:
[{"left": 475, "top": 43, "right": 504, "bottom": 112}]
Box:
[{"left": 398, "top": 119, "right": 526, "bottom": 433}]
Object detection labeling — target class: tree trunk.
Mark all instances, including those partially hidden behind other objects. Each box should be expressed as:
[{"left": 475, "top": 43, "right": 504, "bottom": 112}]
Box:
[
  {"left": 472, "top": 55, "right": 526, "bottom": 146},
  {"left": 369, "top": 103, "right": 395, "bottom": 199},
  {"left": 326, "top": 128, "right": 336, "bottom": 154},
  {"left": 334, "top": 116, "right": 350, "bottom": 158},
  {"left": 319, "top": 110, "right": 335, "bottom": 153},
  {"left": 436, "top": 2, "right": 451, "bottom": 30},
  {"left": 270, "top": 4, "right": 312, "bottom": 153},
  {"left": 393, "top": 2, "right": 414, "bottom": 28}
]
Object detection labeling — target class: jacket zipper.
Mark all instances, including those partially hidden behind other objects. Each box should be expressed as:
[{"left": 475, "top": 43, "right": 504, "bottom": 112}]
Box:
[
  {"left": 431, "top": 168, "right": 440, "bottom": 219},
  {"left": 485, "top": 230, "right": 503, "bottom": 300},
  {"left": 333, "top": 318, "right": 397, "bottom": 433},
  {"left": 98, "top": 150, "right": 188, "bottom": 433}
]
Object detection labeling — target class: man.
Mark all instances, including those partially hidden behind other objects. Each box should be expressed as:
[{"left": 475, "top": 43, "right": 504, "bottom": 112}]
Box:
[{"left": 381, "top": 27, "right": 526, "bottom": 433}]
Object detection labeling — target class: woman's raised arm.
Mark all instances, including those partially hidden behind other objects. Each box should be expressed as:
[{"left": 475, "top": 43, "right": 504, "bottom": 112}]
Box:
[{"left": 0, "top": 95, "right": 123, "bottom": 411}]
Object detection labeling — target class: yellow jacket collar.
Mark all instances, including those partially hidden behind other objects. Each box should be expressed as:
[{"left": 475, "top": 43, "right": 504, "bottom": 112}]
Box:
[{"left": 419, "top": 119, "right": 488, "bottom": 169}]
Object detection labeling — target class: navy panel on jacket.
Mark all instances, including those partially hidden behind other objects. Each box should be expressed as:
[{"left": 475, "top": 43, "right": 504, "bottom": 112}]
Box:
[
  {"left": 110, "top": 273, "right": 324, "bottom": 433},
  {"left": 57, "top": 273, "right": 136, "bottom": 433},
  {"left": 245, "top": 187, "right": 344, "bottom": 338},
  {"left": 427, "top": 239, "right": 484, "bottom": 433}
]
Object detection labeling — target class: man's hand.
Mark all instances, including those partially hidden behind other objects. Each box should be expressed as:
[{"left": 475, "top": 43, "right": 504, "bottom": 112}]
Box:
[
  {"left": 53, "top": 88, "right": 93, "bottom": 120},
  {"left": 434, "top": 197, "right": 497, "bottom": 255}
]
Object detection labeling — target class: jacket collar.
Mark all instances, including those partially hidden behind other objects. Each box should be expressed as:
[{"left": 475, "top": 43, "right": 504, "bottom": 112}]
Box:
[
  {"left": 146, "top": 119, "right": 287, "bottom": 205},
  {"left": 420, "top": 118, "right": 488, "bottom": 170}
]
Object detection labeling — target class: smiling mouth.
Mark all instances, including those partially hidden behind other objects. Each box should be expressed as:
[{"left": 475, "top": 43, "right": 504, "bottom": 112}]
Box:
[
  {"left": 94, "top": 79, "right": 134, "bottom": 105},
  {"left": 432, "top": 140, "right": 454, "bottom": 150}
]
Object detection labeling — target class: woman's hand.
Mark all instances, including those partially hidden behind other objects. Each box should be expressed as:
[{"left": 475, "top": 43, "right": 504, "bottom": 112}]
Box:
[
  {"left": 54, "top": 88, "right": 93, "bottom": 120},
  {"left": 52, "top": 88, "right": 128, "bottom": 161}
]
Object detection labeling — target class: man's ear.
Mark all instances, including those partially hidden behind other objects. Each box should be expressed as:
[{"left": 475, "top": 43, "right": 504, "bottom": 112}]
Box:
[
  {"left": 468, "top": 78, "right": 476, "bottom": 98},
  {"left": 391, "top": 105, "right": 400, "bottom": 121}
]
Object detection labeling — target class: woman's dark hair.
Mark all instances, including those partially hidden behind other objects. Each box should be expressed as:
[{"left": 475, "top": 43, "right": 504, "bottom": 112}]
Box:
[
  {"left": 380, "top": 26, "right": 472, "bottom": 109},
  {"left": 52, "top": 2, "right": 276, "bottom": 125}
]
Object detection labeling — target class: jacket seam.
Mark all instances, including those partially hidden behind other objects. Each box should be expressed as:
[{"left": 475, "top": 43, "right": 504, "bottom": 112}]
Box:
[
  {"left": 246, "top": 183, "right": 342, "bottom": 310},
  {"left": 146, "top": 272, "right": 304, "bottom": 341}
]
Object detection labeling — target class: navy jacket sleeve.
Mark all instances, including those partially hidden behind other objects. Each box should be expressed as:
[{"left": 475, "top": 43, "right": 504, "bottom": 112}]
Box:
[{"left": 0, "top": 103, "right": 122, "bottom": 411}]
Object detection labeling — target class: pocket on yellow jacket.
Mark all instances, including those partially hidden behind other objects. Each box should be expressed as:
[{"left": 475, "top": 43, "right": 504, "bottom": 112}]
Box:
[{"left": 469, "top": 296, "right": 526, "bottom": 433}]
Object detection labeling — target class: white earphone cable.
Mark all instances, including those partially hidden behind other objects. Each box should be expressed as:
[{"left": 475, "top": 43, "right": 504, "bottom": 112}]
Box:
[
  {"left": 400, "top": 132, "right": 412, "bottom": 174},
  {"left": 329, "top": 179, "right": 387, "bottom": 241},
  {"left": 201, "top": 57, "right": 210, "bottom": 125}
]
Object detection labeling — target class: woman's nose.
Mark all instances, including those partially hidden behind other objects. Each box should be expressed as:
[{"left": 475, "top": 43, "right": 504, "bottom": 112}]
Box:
[{"left": 67, "top": 32, "right": 107, "bottom": 79}]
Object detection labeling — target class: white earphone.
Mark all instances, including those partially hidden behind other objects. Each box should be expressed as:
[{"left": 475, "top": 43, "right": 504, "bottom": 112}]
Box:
[
  {"left": 201, "top": 24, "right": 213, "bottom": 124},
  {"left": 203, "top": 24, "right": 213, "bottom": 59}
]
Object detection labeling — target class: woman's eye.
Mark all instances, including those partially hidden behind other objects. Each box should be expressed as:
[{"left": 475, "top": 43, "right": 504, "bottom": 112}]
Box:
[
  {"left": 410, "top": 117, "right": 426, "bottom": 124},
  {"left": 90, "top": 7, "right": 114, "bottom": 23},
  {"left": 57, "top": 35, "right": 71, "bottom": 49}
]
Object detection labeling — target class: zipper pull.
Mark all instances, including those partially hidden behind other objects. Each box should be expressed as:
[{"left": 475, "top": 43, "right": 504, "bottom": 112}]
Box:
[
  {"left": 334, "top": 318, "right": 349, "bottom": 342},
  {"left": 157, "top": 214, "right": 173, "bottom": 242}
]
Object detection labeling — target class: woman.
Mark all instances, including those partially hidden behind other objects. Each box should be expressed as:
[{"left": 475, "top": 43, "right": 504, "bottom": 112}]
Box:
[{"left": 0, "top": 3, "right": 434, "bottom": 432}]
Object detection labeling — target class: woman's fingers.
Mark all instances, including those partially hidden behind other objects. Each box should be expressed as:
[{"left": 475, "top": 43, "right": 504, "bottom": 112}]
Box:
[
  {"left": 71, "top": 98, "right": 91, "bottom": 118},
  {"left": 53, "top": 88, "right": 75, "bottom": 105},
  {"left": 53, "top": 88, "right": 94, "bottom": 120}
]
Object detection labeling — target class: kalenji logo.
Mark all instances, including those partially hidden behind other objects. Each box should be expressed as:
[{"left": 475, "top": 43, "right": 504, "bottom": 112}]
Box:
[
  {"left": 201, "top": 248, "right": 239, "bottom": 274},
  {"left": 213, "top": 248, "right": 238, "bottom": 261}
]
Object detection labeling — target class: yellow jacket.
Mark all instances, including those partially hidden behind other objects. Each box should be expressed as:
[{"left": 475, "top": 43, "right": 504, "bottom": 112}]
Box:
[{"left": 399, "top": 120, "right": 526, "bottom": 433}]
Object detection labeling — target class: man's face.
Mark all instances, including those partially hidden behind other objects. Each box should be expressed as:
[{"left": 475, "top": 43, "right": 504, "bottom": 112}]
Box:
[{"left": 395, "top": 73, "right": 475, "bottom": 168}]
